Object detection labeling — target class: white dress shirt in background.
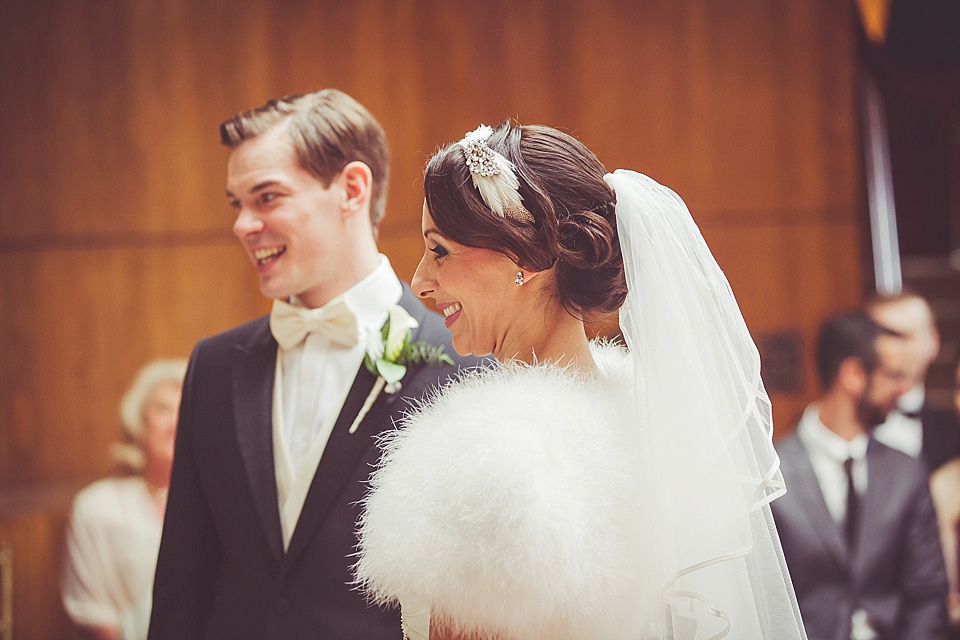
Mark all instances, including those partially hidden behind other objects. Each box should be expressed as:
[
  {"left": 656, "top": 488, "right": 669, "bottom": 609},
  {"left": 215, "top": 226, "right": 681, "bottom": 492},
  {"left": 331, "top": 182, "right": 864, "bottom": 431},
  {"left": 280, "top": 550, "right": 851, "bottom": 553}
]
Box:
[
  {"left": 872, "top": 385, "right": 925, "bottom": 459},
  {"left": 796, "top": 404, "right": 877, "bottom": 640},
  {"left": 62, "top": 476, "right": 163, "bottom": 639}
]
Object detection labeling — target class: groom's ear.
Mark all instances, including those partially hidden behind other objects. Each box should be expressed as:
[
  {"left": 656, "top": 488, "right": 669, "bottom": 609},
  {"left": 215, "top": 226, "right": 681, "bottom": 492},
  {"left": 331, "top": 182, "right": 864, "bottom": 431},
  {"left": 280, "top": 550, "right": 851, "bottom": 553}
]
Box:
[
  {"left": 837, "top": 357, "right": 867, "bottom": 396},
  {"left": 338, "top": 161, "right": 373, "bottom": 218}
]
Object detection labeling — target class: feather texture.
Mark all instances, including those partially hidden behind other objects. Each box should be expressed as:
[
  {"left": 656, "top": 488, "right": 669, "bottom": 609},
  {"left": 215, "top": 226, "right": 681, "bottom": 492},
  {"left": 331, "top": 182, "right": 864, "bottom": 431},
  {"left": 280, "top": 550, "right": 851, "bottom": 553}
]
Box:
[
  {"left": 458, "top": 125, "right": 534, "bottom": 224},
  {"left": 355, "top": 342, "right": 662, "bottom": 640}
]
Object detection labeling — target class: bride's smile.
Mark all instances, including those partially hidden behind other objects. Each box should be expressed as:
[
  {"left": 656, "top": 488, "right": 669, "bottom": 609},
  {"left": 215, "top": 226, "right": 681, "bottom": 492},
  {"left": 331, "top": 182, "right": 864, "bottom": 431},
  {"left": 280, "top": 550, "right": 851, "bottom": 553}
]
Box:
[{"left": 412, "top": 201, "right": 533, "bottom": 360}]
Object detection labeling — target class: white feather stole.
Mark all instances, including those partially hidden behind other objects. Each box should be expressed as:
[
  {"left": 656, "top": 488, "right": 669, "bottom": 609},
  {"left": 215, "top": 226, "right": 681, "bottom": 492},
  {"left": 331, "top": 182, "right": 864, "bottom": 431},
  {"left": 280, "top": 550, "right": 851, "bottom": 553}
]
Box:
[{"left": 355, "top": 342, "right": 662, "bottom": 640}]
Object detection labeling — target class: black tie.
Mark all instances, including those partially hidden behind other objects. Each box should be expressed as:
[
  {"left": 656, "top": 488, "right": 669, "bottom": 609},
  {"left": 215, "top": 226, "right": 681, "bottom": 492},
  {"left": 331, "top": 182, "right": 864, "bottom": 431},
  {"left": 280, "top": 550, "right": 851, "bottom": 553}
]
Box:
[{"left": 844, "top": 457, "right": 858, "bottom": 548}]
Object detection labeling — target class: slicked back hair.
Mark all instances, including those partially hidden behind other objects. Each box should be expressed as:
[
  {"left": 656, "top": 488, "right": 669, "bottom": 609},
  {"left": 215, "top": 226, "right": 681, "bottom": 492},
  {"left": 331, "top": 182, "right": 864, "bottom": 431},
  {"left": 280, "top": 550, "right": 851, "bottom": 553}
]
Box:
[{"left": 220, "top": 89, "right": 390, "bottom": 233}]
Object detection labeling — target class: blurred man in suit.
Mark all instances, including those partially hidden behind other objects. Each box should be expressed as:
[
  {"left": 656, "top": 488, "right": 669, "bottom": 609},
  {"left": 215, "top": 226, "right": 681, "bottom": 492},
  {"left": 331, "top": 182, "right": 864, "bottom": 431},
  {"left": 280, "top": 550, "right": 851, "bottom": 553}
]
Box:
[
  {"left": 867, "top": 291, "right": 960, "bottom": 473},
  {"left": 772, "top": 311, "right": 949, "bottom": 640},
  {"left": 148, "top": 89, "right": 476, "bottom": 640}
]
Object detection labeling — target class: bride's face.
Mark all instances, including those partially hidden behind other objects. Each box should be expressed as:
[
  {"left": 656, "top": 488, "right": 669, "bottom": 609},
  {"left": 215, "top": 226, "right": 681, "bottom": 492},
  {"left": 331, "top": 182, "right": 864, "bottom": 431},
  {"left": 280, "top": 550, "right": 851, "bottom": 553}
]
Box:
[{"left": 412, "top": 201, "right": 522, "bottom": 357}]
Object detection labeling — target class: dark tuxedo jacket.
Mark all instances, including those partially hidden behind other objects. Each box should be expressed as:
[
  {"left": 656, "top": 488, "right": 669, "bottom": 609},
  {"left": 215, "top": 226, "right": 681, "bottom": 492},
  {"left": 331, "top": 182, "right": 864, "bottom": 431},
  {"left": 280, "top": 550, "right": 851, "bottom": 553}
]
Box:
[
  {"left": 772, "top": 433, "right": 949, "bottom": 640},
  {"left": 920, "top": 404, "right": 960, "bottom": 474},
  {"left": 148, "top": 287, "right": 477, "bottom": 640}
]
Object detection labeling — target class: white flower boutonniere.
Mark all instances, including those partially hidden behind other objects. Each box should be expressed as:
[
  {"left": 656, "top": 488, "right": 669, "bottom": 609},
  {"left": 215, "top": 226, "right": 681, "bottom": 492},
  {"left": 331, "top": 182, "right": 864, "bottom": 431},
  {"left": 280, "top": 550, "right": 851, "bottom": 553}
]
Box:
[{"left": 348, "top": 305, "right": 455, "bottom": 434}]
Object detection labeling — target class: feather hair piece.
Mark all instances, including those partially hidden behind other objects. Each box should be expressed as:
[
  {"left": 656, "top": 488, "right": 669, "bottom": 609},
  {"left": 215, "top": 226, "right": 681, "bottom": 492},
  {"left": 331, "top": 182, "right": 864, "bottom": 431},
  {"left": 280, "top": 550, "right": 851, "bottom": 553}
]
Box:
[{"left": 458, "top": 125, "right": 534, "bottom": 224}]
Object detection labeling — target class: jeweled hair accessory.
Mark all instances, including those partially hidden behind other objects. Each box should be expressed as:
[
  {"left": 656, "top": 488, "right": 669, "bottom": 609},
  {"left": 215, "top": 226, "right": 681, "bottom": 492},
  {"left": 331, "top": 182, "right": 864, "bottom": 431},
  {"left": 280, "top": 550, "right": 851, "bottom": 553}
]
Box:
[{"left": 458, "top": 125, "right": 534, "bottom": 224}]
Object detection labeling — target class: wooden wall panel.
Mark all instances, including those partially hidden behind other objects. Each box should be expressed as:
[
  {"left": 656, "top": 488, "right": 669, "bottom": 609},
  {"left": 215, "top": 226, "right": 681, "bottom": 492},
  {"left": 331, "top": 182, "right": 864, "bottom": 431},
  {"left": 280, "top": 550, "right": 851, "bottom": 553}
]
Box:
[
  {"left": 0, "top": 243, "right": 262, "bottom": 486},
  {"left": 0, "top": 0, "right": 863, "bottom": 239},
  {"left": 0, "top": 0, "right": 864, "bottom": 636},
  {"left": 0, "top": 509, "right": 73, "bottom": 640},
  {"left": 703, "top": 218, "right": 866, "bottom": 430}
]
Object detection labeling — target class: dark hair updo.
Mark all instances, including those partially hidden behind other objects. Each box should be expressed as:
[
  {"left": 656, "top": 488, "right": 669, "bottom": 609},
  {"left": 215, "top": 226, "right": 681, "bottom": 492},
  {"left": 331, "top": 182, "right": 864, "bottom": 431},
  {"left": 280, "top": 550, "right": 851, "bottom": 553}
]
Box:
[{"left": 423, "top": 122, "right": 627, "bottom": 318}]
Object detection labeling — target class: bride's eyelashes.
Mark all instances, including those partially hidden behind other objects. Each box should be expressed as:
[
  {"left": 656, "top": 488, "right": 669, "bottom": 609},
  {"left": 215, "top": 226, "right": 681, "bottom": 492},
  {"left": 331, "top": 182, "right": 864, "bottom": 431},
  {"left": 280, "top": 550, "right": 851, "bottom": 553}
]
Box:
[{"left": 429, "top": 245, "right": 448, "bottom": 260}]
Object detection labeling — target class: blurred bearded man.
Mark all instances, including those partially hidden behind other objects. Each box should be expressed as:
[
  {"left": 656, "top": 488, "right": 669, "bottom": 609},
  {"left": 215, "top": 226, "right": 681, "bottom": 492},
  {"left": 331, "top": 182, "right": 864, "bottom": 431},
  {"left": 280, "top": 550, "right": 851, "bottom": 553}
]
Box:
[{"left": 772, "top": 312, "right": 949, "bottom": 640}]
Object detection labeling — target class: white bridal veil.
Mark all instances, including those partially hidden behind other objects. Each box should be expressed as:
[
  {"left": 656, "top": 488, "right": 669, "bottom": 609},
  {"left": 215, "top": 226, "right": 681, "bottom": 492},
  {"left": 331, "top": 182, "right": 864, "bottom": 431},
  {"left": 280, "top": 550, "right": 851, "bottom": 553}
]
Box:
[{"left": 606, "top": 170, "right": 807, "bottom": 640}]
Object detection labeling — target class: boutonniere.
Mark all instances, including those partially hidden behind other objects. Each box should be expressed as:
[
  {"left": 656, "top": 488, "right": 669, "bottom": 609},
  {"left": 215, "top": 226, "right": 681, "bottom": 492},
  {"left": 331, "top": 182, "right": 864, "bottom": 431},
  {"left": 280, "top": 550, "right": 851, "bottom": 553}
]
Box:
[{"left": 348, "top": 305, "right": 454, "bottom": 434}]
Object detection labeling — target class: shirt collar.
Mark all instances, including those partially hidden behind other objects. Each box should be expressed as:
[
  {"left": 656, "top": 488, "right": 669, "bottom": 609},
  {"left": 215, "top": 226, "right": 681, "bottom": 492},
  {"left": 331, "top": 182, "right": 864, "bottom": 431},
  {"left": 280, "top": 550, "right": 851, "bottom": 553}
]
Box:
[
  {"left": 798, "top": 404, "right": 869, "bottom": 463},
  {"left": 897, "top": 385, "right": 925, "bottom": 413}
]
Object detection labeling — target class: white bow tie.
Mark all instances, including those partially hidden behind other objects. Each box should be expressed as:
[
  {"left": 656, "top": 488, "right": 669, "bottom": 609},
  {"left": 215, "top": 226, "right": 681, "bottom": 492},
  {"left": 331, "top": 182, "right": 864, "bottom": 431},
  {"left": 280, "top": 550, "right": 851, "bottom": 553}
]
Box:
[{"left": 269, "top": 298, "right": 360, "bottom": 350}]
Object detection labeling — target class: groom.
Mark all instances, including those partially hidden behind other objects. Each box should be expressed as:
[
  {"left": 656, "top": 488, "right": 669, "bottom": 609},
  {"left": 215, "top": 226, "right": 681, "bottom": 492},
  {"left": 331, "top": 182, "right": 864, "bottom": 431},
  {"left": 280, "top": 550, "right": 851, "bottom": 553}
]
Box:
[{"left": 148, "top": 89, "right": 474, "bottom": 639}]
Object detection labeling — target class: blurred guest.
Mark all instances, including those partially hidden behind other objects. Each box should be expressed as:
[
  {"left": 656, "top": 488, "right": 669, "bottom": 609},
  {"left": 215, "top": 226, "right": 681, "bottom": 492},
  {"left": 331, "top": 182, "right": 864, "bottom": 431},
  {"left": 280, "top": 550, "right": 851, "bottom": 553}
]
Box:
[
  {"left": 867, "top": 291, "right": 960, "bottom": 473},
  {"left": 771, "top": 312, "right": 949, "bottom": 640},
  {"left": 929, "top": 357, "right": 960, "bottom": 636},
  {"left": 62, "top": 359, "right": 187, "bottom": 640}
]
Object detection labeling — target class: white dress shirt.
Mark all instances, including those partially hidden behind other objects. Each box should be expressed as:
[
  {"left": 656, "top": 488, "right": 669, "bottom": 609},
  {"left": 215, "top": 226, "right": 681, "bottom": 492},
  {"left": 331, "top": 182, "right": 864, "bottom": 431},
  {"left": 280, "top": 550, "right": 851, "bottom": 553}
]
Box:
[
  {"left": 796, "top": 404, "right": 877, "bottom": 640},
  {"left": 273, "top": 255, "right": 402, "bottom": 548},
  {"left": 796, "top": 404, "right": 869, "bottom": 524},
  {"left": 872, "top": 385, "right": 925, "bottom": 459}
]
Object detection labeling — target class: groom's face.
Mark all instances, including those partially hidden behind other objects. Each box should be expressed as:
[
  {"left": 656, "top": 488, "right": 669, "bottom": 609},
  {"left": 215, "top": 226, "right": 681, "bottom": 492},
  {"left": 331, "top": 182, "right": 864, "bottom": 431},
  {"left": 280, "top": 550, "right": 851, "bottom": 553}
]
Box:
[{"left": 227, "top": 124, "right": 347, "bottom": 309}]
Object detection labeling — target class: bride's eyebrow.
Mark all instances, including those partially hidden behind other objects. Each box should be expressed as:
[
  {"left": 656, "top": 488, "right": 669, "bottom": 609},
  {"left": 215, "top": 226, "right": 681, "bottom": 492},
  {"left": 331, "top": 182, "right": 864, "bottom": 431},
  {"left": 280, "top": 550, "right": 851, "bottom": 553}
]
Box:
[{"left": 424, "top": 229, "right": 442, "bottom": 240}]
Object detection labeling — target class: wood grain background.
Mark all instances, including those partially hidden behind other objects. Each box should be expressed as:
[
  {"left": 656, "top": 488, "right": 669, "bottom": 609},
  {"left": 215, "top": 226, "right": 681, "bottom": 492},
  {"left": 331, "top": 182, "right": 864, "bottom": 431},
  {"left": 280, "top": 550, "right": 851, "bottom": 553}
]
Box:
[{"left": 0, "top": 1, "right": 864, "bottom": 637}]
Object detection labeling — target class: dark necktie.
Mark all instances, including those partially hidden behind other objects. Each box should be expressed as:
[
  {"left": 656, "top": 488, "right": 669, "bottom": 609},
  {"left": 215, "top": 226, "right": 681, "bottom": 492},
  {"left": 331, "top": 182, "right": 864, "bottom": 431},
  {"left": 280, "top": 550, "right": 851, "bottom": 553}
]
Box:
[{"left": 844, "top": 457, "right": 858, "bottom": 548}]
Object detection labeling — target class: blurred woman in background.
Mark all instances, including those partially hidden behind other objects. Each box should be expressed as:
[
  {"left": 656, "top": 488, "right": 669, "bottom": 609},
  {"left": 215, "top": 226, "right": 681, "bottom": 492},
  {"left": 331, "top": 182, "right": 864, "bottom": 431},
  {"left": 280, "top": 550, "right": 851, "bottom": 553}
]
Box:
[
  {"left": 929, "top": 357, "right": 960, "bottom": 638},
  {"left": 62, "top": 358, "right": 186, "bottom": 640}
]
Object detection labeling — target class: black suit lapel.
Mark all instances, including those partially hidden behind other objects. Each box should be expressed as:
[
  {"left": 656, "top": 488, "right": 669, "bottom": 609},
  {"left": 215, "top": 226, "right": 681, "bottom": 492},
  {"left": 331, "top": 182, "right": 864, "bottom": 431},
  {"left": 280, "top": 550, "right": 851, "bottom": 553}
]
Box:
[
  {"left": 232, "top": 321, "right": 284, "bottom": 562},
  {"left": 281, "top": 286, "right": 427, "bottom": 571},
  {"left": 784, "top": 437, "right": 851, "bottom": 572}
]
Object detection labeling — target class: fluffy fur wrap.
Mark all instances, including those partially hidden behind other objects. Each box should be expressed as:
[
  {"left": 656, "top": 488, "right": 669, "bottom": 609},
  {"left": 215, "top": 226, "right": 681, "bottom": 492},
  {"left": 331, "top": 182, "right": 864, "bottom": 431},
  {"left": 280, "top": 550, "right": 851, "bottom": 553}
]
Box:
[{"left": 355, "top": 343, "right": 662, "bottom": 640}]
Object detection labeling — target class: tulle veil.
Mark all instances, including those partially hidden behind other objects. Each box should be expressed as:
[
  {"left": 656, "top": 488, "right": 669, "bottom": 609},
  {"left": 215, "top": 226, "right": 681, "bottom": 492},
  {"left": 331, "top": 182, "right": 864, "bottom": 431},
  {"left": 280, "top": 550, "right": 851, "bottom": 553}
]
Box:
[{"left": 607, "top": 169, "right": 807, "bottom": 639}]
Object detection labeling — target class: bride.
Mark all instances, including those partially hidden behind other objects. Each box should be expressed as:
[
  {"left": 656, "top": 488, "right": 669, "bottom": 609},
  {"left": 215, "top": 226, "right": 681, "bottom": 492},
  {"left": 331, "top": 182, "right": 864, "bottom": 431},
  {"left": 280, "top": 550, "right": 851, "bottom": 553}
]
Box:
[{"left": 355, "top": 122, "right": 807, "bottom": 640}]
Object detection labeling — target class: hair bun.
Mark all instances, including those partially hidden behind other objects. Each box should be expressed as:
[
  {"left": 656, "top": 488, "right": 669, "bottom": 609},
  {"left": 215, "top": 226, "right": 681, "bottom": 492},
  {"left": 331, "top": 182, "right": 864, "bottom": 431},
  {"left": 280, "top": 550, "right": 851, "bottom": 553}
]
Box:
[
  {"left": 554, "top": 202, "right": 626, "bottom": 317},
  {"left": 557, "top": 207, "right": 616, "bottom": 269}
]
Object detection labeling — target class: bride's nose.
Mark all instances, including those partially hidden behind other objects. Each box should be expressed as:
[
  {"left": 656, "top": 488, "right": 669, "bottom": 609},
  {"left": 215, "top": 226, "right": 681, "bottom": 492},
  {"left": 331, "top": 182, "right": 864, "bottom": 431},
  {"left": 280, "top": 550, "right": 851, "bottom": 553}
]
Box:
[{"left": 412, "top": 256, "right": 436, "bottom": 299}]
